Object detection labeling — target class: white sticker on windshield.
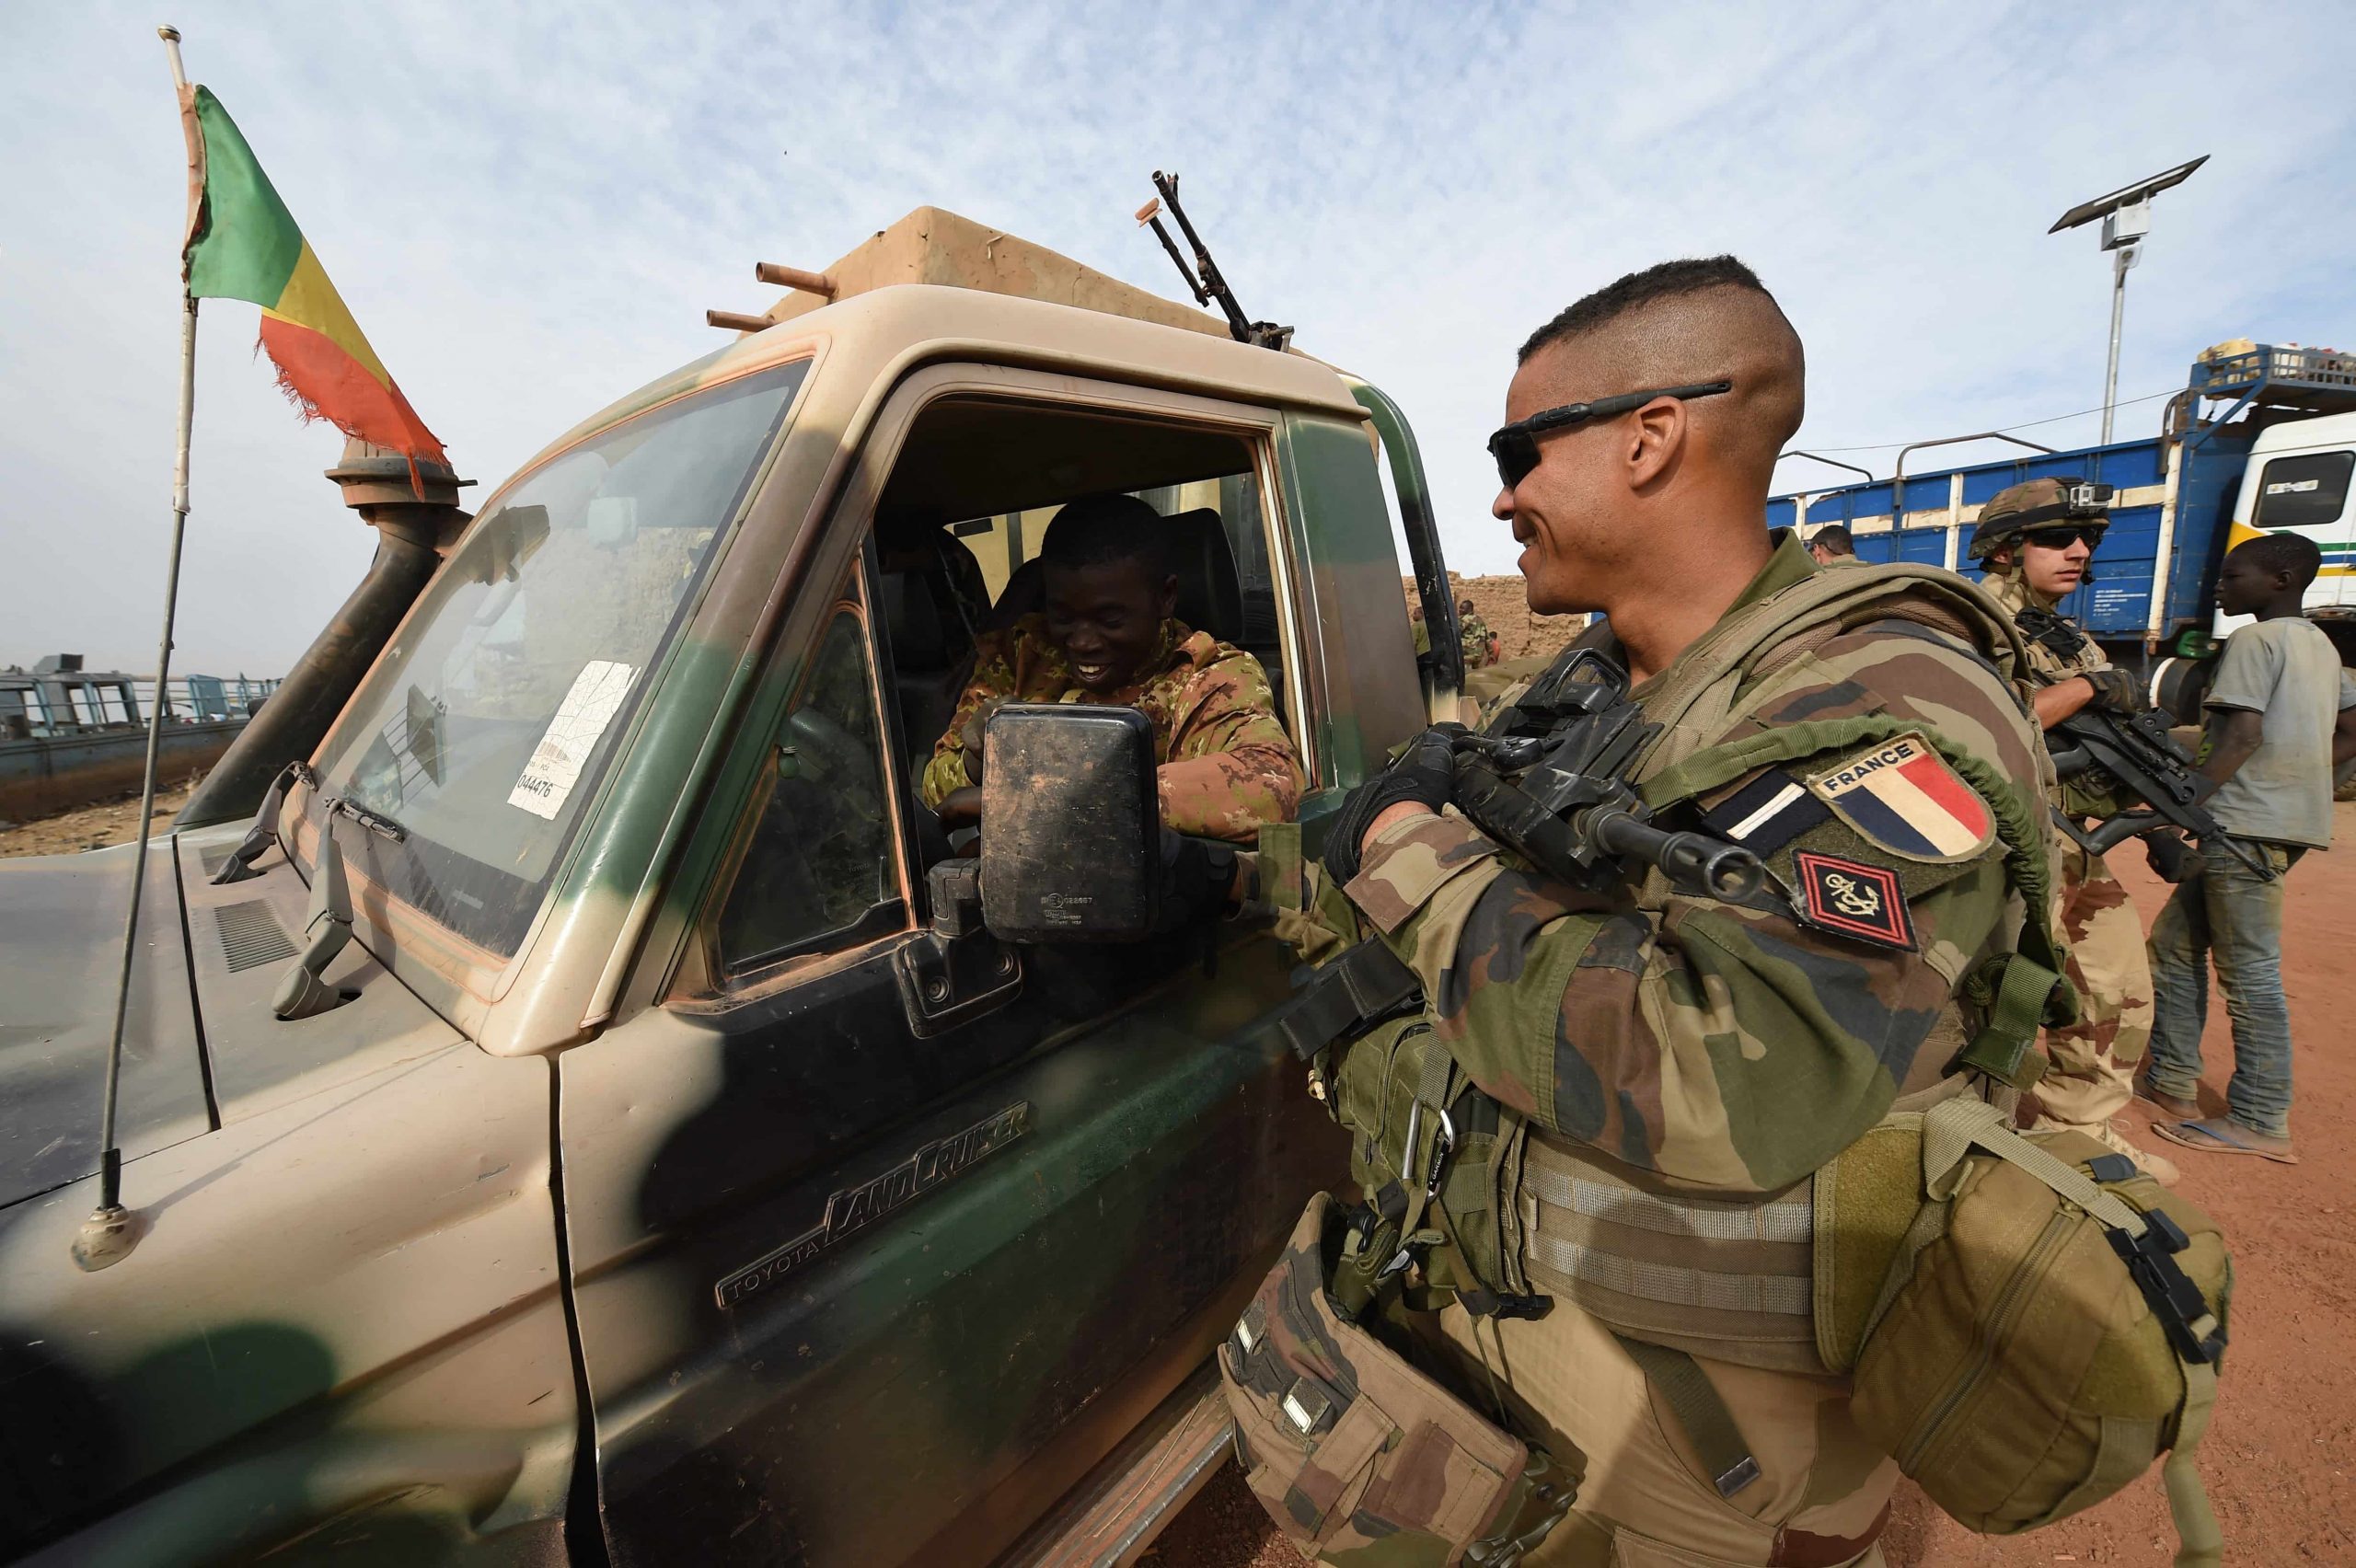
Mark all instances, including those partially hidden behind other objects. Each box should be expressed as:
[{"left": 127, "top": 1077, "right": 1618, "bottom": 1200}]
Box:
[{"left": 509, "top": 661, "right": 636, "bottom": 820}]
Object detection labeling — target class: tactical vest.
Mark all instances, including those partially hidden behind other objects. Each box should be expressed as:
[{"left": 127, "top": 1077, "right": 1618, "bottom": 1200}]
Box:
[{"left": 1325, "top": 561, "right": 2066, "bottom": 1364}]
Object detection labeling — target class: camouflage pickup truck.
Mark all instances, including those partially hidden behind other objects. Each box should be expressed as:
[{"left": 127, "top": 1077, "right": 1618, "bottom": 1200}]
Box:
[{"left": 0, "top": 208, "right": 1468, "bottom": 1567}]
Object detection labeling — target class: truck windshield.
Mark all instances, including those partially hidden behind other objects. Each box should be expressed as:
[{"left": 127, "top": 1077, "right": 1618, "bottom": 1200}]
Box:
[{"left": 308, "top": 361, "right": 807, "bottom": 956}]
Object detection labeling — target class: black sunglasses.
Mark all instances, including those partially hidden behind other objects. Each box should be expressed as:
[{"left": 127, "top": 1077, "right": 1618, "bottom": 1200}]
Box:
[
  {"left": 2021, "top": 524, "right": 2108, "bottom": 551},
  {"left": 1486, "top": 380, "right": 1734, "bottom": 490}
]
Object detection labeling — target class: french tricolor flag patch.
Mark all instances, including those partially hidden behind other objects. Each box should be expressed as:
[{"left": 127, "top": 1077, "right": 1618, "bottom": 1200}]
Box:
[{"left": 1804, "top": 733, "right": 1995, "bottom": 864}]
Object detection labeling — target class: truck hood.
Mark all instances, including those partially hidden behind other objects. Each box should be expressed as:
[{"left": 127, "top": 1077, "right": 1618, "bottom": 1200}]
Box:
[
  {"left": 0, "top": 827, "right": 473, "bottom": 1214},
  {"left": 0, "top": 842, "right": 211, "bottom": 1210}
]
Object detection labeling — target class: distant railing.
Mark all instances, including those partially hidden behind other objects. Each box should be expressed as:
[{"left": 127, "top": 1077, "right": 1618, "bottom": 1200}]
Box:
[{"left": 0, "top": 674, "right": 282, "bottom": 738}]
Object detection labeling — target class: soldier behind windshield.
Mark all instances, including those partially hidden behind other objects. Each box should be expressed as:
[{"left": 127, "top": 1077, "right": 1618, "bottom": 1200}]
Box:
[{"left": 919, "top": 493, "right": 1302, "bottom": 842}]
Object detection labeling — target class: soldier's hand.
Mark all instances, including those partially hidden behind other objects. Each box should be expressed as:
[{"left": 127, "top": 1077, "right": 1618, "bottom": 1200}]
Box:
[
  {"left": 960, "top": 698, "right": 1011, "bottom": 783},
  {"left": 2140, "top": 829, "right": 2193, "bottom": 882},
  {"left": 2081, "top": 667, "right": 2144, "bottom": 713},
  {"left": 1322, "top": 724, "right": 1465, "bottom": 885},
  {"left": 1153, "top": 829, "right": 1240, "bottom": 932},
  {"left": 936, "top": 785, "right": 982, "bottom": 829}
]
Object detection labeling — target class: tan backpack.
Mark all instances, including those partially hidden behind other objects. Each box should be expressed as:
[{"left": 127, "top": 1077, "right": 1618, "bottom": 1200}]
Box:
[{"left": 1819, "top": 1096, "right": 2230, "bottom": 1564}]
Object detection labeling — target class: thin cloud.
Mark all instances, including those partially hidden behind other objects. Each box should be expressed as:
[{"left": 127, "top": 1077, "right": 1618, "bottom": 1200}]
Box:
[{"left": 3, "top": 1, "right": 2351, "bottom": 673}]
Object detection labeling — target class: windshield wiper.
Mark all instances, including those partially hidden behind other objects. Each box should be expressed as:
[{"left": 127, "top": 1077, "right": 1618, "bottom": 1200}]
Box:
[
  {"left": 272, "top": 822, "right": 356, "bottom": 1020},
  {"left": 212, "top": 760, "right": 315, "bottom": 884},
  {"left": 327, "top": 794, "right": 409, "bottom": 842}
]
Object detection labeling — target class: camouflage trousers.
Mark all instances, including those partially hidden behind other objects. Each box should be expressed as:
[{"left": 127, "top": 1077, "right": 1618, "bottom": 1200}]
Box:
[
  {"left": 2037, "top": 840, "right": 2153, "bottom": 1128},
  {"left": 1431, "top": 1298, "right": 1896, "bottom": 1566}
]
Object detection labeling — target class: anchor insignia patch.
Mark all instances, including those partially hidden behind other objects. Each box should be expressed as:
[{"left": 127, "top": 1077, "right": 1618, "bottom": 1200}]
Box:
[{"left": 1792, "top": 850, "right": 1915, "bottom": 951}]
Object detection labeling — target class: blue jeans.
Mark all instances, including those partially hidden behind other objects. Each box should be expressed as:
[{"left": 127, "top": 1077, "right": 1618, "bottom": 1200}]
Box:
[{"left": 2143, "top": 836, "right": 2304, "bottom": 1137}]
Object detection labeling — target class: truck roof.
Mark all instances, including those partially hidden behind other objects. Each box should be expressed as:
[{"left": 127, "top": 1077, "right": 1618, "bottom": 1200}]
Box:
[
  {"left": 732, "top": 206, "right": 1237, "bottom": 341},
  {"left": 515, "top": 277, "right": 1369, "bottom": 525},
  {"left": 2249, "top": 409, "right": 2356, "bottom": 455}
]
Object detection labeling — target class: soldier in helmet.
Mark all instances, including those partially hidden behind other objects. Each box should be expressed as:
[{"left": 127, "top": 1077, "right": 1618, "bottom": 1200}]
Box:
[
  {"left": 1969, "top": 476, "right": 2177, "bottom": 1184},
  {"left": 1281, "top": 257, "right": 2067, "bottom": 1564}
]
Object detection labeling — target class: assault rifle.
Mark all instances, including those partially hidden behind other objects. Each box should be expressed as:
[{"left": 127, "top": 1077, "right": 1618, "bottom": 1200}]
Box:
[
  {"left": 1266, "top": 646, "right": 1761, "bottom": 1067},
  {"left": 2045, "top": 704, "right": 2276, "bottom": 882},
  {"left": 1449, "top": 648, "right": 1764, "bottom": 900}
]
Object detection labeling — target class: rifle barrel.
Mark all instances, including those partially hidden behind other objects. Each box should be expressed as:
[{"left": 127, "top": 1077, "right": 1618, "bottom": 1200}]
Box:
[{"left": 1589, "top": 808, "right": 1765, "bottom": 900}]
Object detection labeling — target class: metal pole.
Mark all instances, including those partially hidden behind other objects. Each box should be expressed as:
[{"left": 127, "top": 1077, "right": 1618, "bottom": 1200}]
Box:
[
  {"left": 75, "top": 25, "right": 199, "bottom": 1271},
  {"left": 2101, "top": 244, "right": 2131, "bottom": 444}
]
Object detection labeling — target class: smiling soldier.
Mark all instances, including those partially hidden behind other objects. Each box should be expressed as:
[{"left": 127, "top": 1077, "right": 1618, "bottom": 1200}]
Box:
[
  {"left": 1293, "top": 258, "right": 2073, "bottom": 1565},
  {"left": 919, "top": 492, "right": 1302, "bottom": 842}
]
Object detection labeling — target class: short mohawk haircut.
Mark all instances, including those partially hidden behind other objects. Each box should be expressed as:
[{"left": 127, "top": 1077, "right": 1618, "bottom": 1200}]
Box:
[
  {"left": 1519, "top": 255, "right": 1773, "bottom": 363},
  {"left": 2231, "top": 529, "right": 2322, "bottom": 590}
]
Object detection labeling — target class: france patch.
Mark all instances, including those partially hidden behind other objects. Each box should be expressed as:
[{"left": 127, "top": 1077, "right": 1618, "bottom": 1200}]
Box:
[{"left": 1804, "top": 733, "right": 1994, "bottom": 864}]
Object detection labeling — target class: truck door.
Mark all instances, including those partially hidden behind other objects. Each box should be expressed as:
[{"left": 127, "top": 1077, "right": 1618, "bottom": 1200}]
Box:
[{"left": 556, "top": 363, "right": 1339, "bottom": 1568}]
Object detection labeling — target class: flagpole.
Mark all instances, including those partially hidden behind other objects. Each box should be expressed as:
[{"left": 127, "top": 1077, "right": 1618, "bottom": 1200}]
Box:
[{"left": 75, "top": 24, "right": 202, "bottom": 1272}]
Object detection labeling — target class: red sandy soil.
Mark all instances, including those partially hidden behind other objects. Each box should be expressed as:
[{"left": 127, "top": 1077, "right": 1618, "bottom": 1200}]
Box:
[{"left": 1172, "top": 803, "right": 2356, "bottom": 1565}]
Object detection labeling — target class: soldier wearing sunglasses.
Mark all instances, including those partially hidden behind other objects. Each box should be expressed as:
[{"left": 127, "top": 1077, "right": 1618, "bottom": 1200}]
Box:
[
  {"left": 1304, "top": 257, "right": 2066, "bottom": 1565},
  {"left": 1969, "top": 478, "right": 2179, "bottom": 1185}
]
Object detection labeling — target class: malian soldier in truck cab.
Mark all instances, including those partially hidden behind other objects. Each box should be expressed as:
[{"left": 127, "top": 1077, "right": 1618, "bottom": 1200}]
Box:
[
  {"left": 1969, "top": 477, "right": 2178, "bottom": 1184},
  {"left": 920, "top": 492, "right": 1304, "bottom": 842},
  {"left": 1253, "top": 259, "right": 2082, "bottom": 1564}
]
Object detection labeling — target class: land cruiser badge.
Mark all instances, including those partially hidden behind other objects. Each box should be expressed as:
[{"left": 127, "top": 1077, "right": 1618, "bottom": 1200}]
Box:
[{"left": 716, "top": 1101, "right": 1032, "bottom": 1308}]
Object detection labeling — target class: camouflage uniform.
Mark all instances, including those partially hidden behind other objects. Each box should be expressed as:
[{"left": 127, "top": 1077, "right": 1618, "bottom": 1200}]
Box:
[
  {"left": 1286, "top": 534, "right": 2054, "bottom": 1566},
  {"left": 1459, "top": 610, "right": 1495, "bottom": 670},
  {"left": 1981, "top": 568, "right": 2152, "bottom": 1133},
  {"left": 918, "top": 613, "right": 1303, "bottom": 843}
]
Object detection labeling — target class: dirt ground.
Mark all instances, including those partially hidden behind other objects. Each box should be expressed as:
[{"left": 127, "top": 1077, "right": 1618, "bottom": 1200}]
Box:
[
  {"left": 1427, "top": 573, "right": 1591, "bottom": 663},
  {"left": 1169, "top": 803, "right": 2356, "bottom": 1566},
  {"left": 0, "top": 779, "right": 195, "bottom": 859}
]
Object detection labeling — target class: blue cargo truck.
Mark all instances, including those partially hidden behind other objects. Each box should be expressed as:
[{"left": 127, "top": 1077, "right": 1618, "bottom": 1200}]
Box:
[{"left": 1771, "top": 343, "right": 2356, "bottom": 678}]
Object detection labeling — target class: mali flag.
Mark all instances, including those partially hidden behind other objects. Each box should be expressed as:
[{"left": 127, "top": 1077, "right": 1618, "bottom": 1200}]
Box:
[{"left": 179, "top": 86, "right": 446, "bottom": 467}]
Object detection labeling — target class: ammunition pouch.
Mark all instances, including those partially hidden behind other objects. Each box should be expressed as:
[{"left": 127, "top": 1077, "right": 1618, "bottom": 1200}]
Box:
[{"left": 1218, "top": 1193, "right": 1575, "bottom": 1567}]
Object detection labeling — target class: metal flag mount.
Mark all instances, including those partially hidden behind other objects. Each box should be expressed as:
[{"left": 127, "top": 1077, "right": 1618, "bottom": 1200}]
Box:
[{"left": 73, "top": 23, "right": 203, "bottom": 1273}]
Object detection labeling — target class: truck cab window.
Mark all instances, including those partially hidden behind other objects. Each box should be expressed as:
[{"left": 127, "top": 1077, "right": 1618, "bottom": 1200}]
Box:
[
  {"left": 2253, "top": 450, "right": 2355, "bottom": 529},
  {"left": 717, "top": 604, "right": 904, "bottom": 973},
  {"left": 865, "top": 396, "right": 1302, "bottom": 801}
]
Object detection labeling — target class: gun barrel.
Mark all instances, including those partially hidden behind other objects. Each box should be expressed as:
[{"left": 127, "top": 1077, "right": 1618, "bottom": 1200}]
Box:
[{"left": 1589, "top": 808, "right": 1764, "bottom": 901}]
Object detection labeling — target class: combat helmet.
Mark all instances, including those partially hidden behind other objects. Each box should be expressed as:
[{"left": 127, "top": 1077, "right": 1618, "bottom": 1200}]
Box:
[{"left": 1966, "top": 476, "right": 2113, "bottom": 562}]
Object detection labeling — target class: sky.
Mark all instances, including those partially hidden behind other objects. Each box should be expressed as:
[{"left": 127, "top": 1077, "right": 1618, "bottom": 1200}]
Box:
[{"left": 5, "top": 1, "right": 2353, "bottom": 675}]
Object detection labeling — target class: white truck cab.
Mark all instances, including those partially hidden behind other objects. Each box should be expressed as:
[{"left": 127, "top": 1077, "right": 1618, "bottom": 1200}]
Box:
[{"left": 2212, "top": 409, "right": 2356, "bottom": 640}]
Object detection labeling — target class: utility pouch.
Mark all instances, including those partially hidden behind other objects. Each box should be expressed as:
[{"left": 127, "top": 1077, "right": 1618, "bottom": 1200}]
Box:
[
  {"left": 1218, "top": 1193, "right": 1573, "bottom": 1568},
  {"left": 1819, "top": 1099, "right": 2232, "bottom": 1568}
]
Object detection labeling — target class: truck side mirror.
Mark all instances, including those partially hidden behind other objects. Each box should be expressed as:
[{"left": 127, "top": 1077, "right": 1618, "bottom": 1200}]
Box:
[{"left": 978, "top": 704, "right": 1161, "bottom": 942}]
